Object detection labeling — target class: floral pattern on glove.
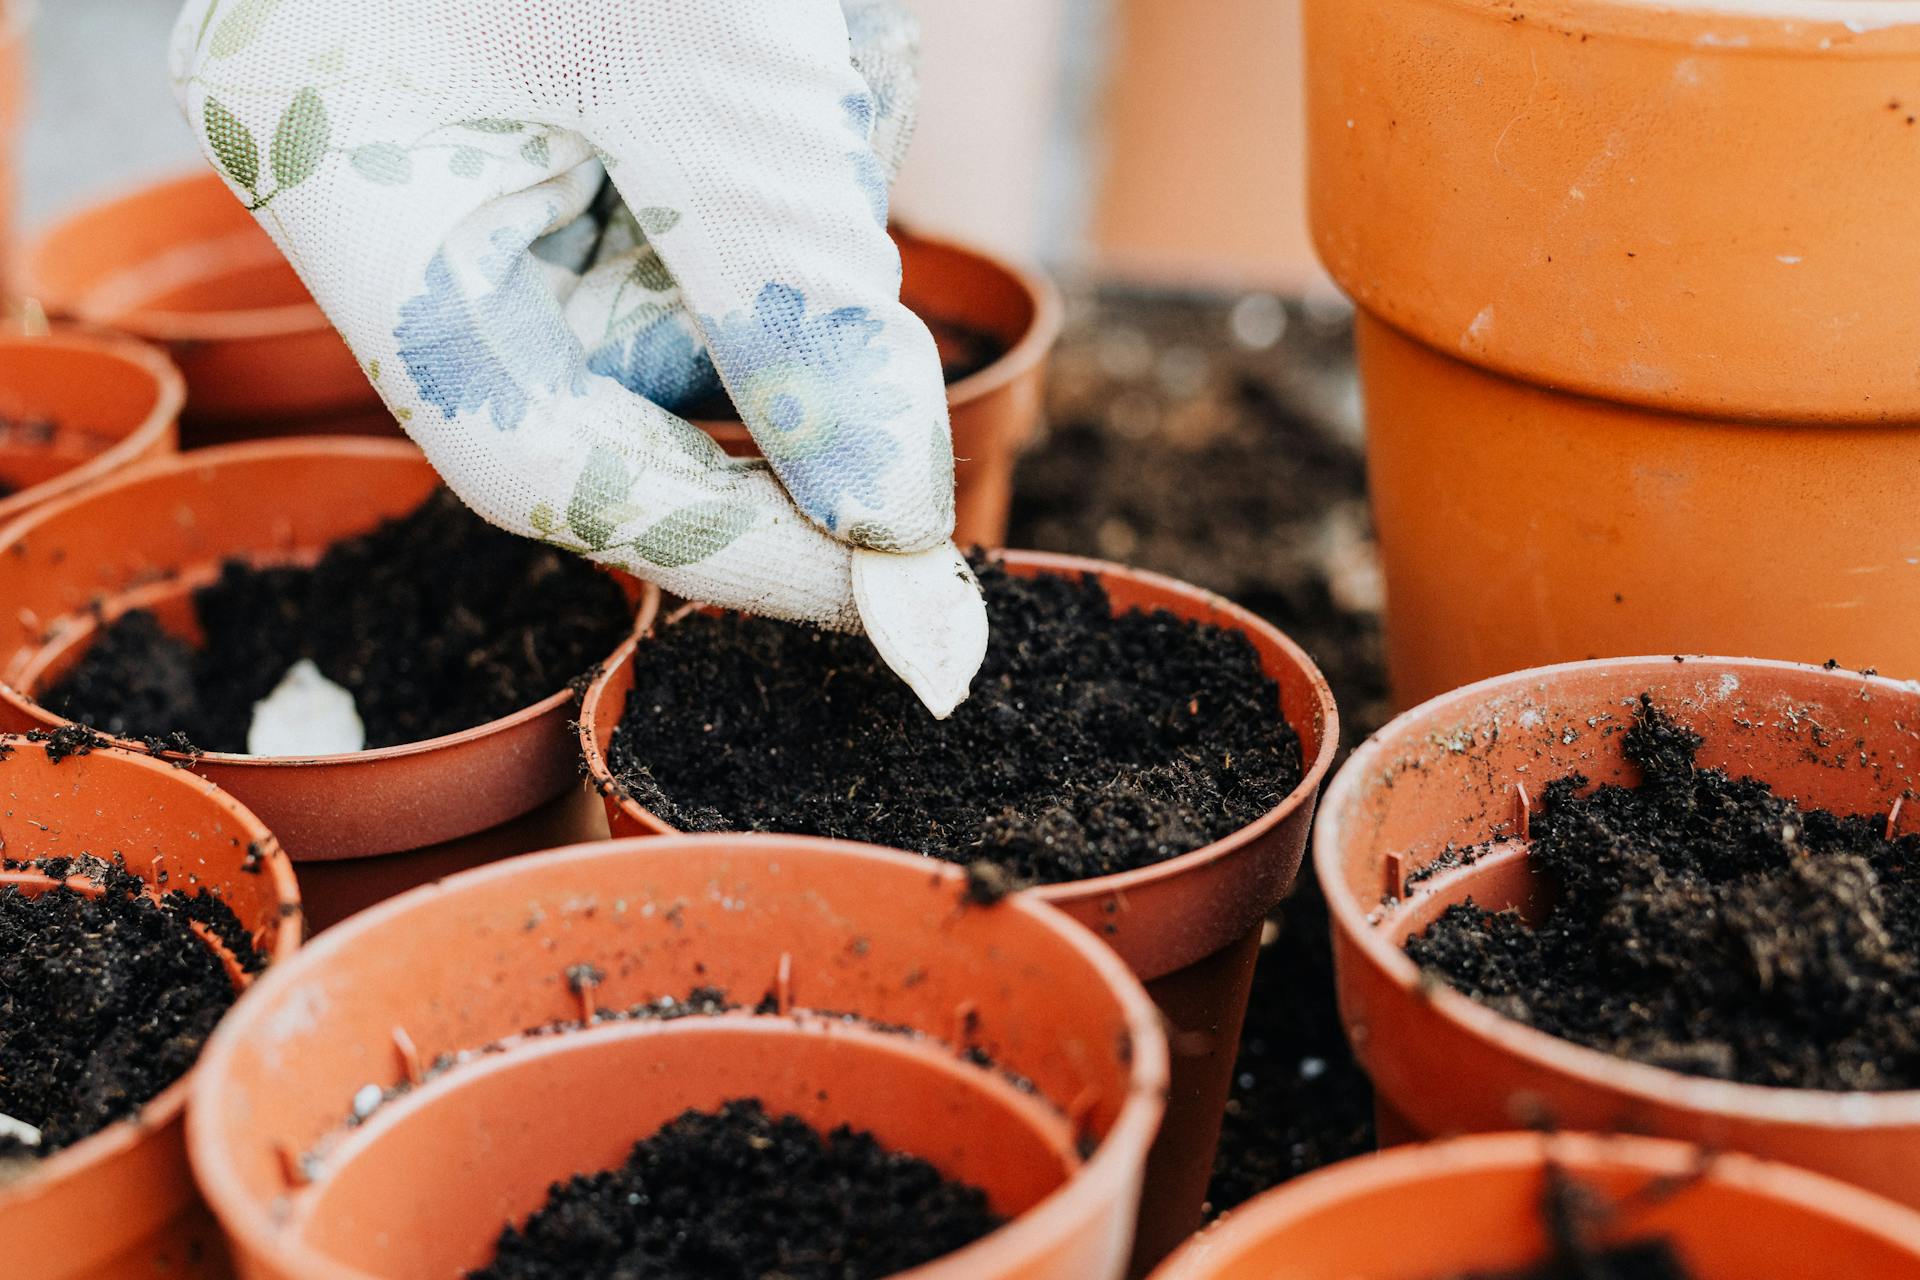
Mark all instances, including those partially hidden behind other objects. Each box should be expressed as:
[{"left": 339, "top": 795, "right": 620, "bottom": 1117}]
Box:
[
  {"left": 587, "top": 310, "right": 717, "bottom": 411},
  {"left": 394, "top": 234, "right": 586, "bottom": 430},
  {"left": 705, "top": 282, "right": 909, "bottom": 537}
]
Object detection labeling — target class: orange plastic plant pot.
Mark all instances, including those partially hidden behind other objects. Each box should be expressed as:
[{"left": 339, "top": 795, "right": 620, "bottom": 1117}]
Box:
[
  {"left": 694, "top": 225, "right": 1063, "bottom": 548},
  {"left": 579, "top": 549, "right": 1340, "bottom": 1272},
  {"left": 0, "top": 329, "right": 182, "bottom": 526},
  {"left": 19, "top": 171, "right": 391, "bottom": 444},
  {"left": 1313, "top": 655, "right": 1920, "bottom": 1208},
  {"left": 186, "top": 834, "right": 1169, "bottom": 1280},
  {"left": 0, "top": 735, "right": 300, "bottom": 1280},
  {"left": 0, "top": 438, "right": 657, "bottom": 928},
  {"left": 1149, "top": 1132, "right": 1920, "bottom": 1279},
  {"left": 1305, "top": 0, "right": 1920, "bottom": 708}
]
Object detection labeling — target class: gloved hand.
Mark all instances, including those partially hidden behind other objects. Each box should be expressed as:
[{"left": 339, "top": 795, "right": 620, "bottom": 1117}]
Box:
[{"left": 168, "top": 0, "right": 986, "bottom": 715}]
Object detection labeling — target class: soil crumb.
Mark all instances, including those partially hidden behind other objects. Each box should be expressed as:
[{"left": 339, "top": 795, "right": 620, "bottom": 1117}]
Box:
[
  {"left": 41, "top": 490, "right": 633, "bottom": 752},
  {"left": 0, "top": 858, "right": 258, "bottom": 1155},
  {"left": 1409, "top": 696, "right": 1920, "bottom": 1091},
  {"left": 609, "top": 559, "right": 1302, "bottom": 885},
  {"left": 470, "top": 1098, "right": 1003, "bottom": 1280}
]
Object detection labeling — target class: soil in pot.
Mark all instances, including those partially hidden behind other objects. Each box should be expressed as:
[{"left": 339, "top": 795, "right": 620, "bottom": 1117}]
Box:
[
  {"left": 1407, "top": 695, "right": 1920, "bottom": 1091},
  {"left": 607, "top": 558, "right": 1303, "bottom": 884},
  {"left": 0, "top": 856, "right": 262, "bottom": 1160},
  {"left": 469, "top": 1098, "right": 1003, "bottom": 1280},
  {"left": 1445, "top": 1243, "right": 1688, "bottom": 1280},
  {"left": 40, "top": 489, "right": 632, "bottom": 753}
]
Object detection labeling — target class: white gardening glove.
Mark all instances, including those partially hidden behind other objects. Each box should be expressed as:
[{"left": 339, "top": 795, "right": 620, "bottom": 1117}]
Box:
[{"left": 168, "top": 0, "right": 986, "bottom": 716}]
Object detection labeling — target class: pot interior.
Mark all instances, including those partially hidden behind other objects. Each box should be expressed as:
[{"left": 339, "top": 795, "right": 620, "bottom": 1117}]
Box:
[{"left": 293, "top": 1016, "right": 1078, "bottom": 1276}]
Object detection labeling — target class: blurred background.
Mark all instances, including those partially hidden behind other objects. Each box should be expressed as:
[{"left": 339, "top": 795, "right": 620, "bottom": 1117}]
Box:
[{"left": 12, "top": 0, "right": 1380, "bottom": 1219}]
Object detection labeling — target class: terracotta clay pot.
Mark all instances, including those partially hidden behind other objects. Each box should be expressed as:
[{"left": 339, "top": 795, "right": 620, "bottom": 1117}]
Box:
[
  {"left": 0, "top": 438, "right": 655, "bottom": 930},
  {"left": 1150, "top": 1132, "right": 1920, "bottom": 1279},
  {"left": 579, "top": 549, "right": 1339, "bottom": 1273},
  {"left": 1314, "top": 655, "right": 1920, "bottom": 1208},
  {"left": 694, "top": 225, "right": 1062, "bottom": 548},
  {"left": 187, "top": 834, "right": 1167, "bottom": 1279},
  {"left": 0, "top": 734, "right": 301, "bottom": 1280},
  {"left": 1305, "top": 0, "right": 1920, "bottom": 708},
  {"left": 0, "top": 329, "right": 183, "bottom": 525},
  {"left": 19, "top": 172, "right": 391, "bottom": 446}
]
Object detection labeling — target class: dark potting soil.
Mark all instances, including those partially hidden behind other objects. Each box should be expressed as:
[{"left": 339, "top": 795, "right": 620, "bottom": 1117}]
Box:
[
  {"left": 1444, "top": 1241, "right": 1691, "bottom": 1280},
  {"left": 469, "top": 1098, "right": 1003, "bottom": 1280},
  {"left": 0, "top": 858, "right": 260, "bottom": 1156},
  {"left": 1408, "top": 696, "right": 1920, "bottom": 1092},
  {"left": 40, "top": 489, "right": 633, "bottom": 753},
  {"left": 1206, "top": 868, "right": 1375, "bottom": 1215},
  {"left": 608, "top": 559, "right": 1303, "bottom": 885}
]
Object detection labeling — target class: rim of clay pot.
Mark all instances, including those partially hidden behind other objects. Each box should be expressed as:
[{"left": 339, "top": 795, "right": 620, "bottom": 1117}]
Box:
[
  {"left": 1313, "top": 654, "right": 1920, "bottom": 1130},
  {"left": 0, "top": 734, "right": 300, "bottom": 1210},
  {"left": 1426, "top": 0, "right": 1920, "bottom": 48},
  {"left": 579, "top": 549, "right": 1339, "bottom": 958},
  {"left": 0, "top": 436, "right": 659, "bottom": 769},
  {"left": 0, "top": 328, "right": 184, "bottom": 528},
  {"left": 19, "top": 170, "right": 331, "bottom": 345},
  {"left": 187, "top": 834, "right": 1170, "bottom": 1280},
  {"left": 1149, "top": 1130, "right": 1920, "bottom": 1278},
  {"left": 692, "top": 223, "right": 1064, "bottom": 439}
]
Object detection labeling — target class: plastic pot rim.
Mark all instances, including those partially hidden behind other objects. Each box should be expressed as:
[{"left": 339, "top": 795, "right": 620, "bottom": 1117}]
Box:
[
  {"left": 1151, "top": 1130, "right": 1920, "bottom": 1277},
  {"left": 1312, "top": 652, "right": 1920, "bottom": 1130},
  {"left": 579, "top": 547, "right": 1340, "bottom": 909},
  {"left": 1403, "top": 0, "right": 1920, "bottom": 51},
  {"left": 0, "top": 328, "right": 184, "bottom": 527},
  {"left": 186, "top": 831, "right": 1172, "bottom": 1280},
  {"left": 0, "top": 436, "right": 662, "bottom": 770},
  {"left": 0, "top": 733, "right": 300, "bottom": 1212},
  {"left": 19, "top": 170, "right": 334, "bottom": 346}
]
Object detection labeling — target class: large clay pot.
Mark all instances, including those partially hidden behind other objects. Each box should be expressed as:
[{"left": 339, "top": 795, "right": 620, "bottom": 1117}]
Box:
[{"left": 1306, "top": 0, "right": 1920, "bottom": 707}]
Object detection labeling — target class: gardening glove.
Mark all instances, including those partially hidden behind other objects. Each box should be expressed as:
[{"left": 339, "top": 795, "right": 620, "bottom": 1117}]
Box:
[{"left": 167, "top": 0, "right": 986, "bottom": 717}]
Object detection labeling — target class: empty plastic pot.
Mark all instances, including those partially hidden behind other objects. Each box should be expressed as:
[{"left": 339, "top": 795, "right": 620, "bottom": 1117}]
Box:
[{"left": 1314, "top": 655, "right": 1920, "bottom": 1208}]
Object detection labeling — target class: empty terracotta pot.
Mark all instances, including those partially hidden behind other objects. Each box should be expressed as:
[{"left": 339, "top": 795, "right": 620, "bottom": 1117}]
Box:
[
  {"left": 579, "top": 549, "right": 1340, "bottom": 1272},
  {"left": 0, "top": 734, "right": 300, "bottom": 1280},
  {"left": 19, "top": 171, "right": 391, "bottom": 446},
  {"left": 0, "top": 437, "right": 655, "bottom": 930},
  {"left": 1306, "top": 0, "right": 1920, "bottom": 707},
  {"left": 0, "top": 329, "right": 182, "bottom": 525},
  {"left": 1150, "top": 1131, "right": 1920, "bottom": 1278},
  {"left": 1314, "top": 655, "right": 1920, "bottom": 1208},
  {"left": 694, "top": 225, "right": 1062, "bottom": 548},
  {"left": 187, "top": 834, "right": 1168, "bottom": 1279}
]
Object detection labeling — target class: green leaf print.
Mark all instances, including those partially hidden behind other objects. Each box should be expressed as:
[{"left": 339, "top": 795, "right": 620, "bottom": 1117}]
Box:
[
  {"left": 209, "top": 0, "right": 282, "bottom": 59},
  {"left": 350, "top": 142, "right": 412, "bottom": 184},
  {"left": 626, "top": 246, "right": 673, "bottom": 294},
  {"left": 529, "top": 500, "right": 559, "bottom": 536},
  {"left": 519, "top": 135, "right": 550, "bottom": 168},
  {"left": 565, "top": 446, "right": 637, "bottom": 552},
  {"left": 204, "top": 96, "right": 259, "bottom": 192},
  {"left": 634, "top": 207, "right": 680, "bottom": 237},
  {"left": 271, "top": 88, "right": 329, "bottom": 189},
  {"left": 459, "top": 118, "right": 525, "bottom": 134},
  {"left": 630, "top": 502, "right": 757, "bottom": 568},
  {"left": 448, "top": 147, "right": 487, "bottom": 178}
]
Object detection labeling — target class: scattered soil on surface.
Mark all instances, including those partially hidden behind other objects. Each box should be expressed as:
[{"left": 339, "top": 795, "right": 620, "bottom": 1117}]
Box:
[
  {"left": 1008, "top": 295, "right": 1385, "bottom": 748},
  {"left": 470, "top": 1098, "right": 1003, "bottom": 1280},
  {"left": 1409, "top": 696, "right": 1920, "bottom": 1091},
  {"left": 41, "top": 490, "right": 634, "bottom": 752},
  {"left": 0, "top": 857, "right": 259, "bottom": 1156},
  {"left": 1447, "top": 1241, "right": 1690, "bottom": 1280},
  {"left": 1207, "top": 868, "right": 1374, "bottom": 1215},
  {"left": 609, "top": 559, "right": 1301, "bottom": 884}
]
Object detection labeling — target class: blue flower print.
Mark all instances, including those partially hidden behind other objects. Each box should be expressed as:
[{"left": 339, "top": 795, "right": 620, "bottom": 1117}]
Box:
[
  {"left": 587, "top": 310, "right": 719, "bottom": 412},
  {"left": 704, "top": 282, "right": 910, "bottom": 531},
  {"left": 395, "top": 231, "right": 584, "bottom": 430},
  {"left": 840, "top": 92, "right": 888, "bottom": 225}
]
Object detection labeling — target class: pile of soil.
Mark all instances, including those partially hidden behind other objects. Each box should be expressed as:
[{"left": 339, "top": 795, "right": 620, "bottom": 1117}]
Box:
[
  {"left": 1408, "top": 696, "right": 1920, "bottom": 1091},
  {"left": 608, "top": 559, "right": 1302, "bottom": 884},
  {"left": 1008, "top": 294, "right": 1386, "bottom": 749},
  {"left": 41, "top": 490, "right": 634, "bottom": 753},
  {"left": 470, "top": 1098, "right": 1003, "bottom": 1280},
  {"left": 0, "top": 858, "right": 260, "bottom": 1156},
  {"left": 1206, "top": 869, "right": 1374, "bottom": 1214}
]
